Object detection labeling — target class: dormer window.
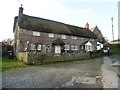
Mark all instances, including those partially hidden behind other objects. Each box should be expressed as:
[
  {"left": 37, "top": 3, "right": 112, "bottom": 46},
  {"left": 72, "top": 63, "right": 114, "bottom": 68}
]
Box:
[
  {"left": 48, "top": 33, "right": 54, "bottom": 38},
  {"left": 61, "top": 35, "right": 66, "bottom": 39},
  {"left": 72, "top": 36, "right": 77, "bottom": 39},
  {"left": 33, "top": 31, "right": 41, "bottom": 36}
]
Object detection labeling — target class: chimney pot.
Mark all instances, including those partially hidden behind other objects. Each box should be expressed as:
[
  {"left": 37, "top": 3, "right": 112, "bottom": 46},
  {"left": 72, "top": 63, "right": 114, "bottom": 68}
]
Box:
[{"left": 85, "top": 22, "right": 89, "bottom": 29}]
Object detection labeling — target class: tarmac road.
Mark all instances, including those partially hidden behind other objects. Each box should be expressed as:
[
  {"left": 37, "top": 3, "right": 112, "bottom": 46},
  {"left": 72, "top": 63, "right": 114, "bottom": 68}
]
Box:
[
  {"left": 1, "top": 57, "right": 108, "bottom": 88},
  {"left": 101, "top": 56, "right": 119, "bottom": 89}
]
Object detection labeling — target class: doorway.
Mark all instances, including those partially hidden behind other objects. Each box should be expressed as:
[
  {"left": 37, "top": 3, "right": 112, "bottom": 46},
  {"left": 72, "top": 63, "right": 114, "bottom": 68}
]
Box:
[{"left": 55, "top": 46, "right": 61, "bottom": 54}]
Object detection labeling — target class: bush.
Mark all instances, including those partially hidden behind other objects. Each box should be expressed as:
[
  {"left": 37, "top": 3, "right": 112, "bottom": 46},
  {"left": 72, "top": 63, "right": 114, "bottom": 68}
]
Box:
[{"left": 110, "top": 44, "right": 120, "bottom": 55}]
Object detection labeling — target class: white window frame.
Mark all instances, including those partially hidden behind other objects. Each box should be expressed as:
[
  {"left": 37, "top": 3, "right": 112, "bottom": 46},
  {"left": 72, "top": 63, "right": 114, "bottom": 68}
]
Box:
[
  {"left": 48, "top": 33, "right": 54, "bottom": 38},
  {"left": 24, "top": 43, "right": 27, "bottom": 51},
  {"left": 64, "top": 45, "right": 70, "bottom": 50},
  {"left": 31, "top": 44, "right": 36, "bottom": 50},
  {"left": 62, "top": 35, "right": 67, "bottom": 39},
  {"left": 85, "top": 45, "right": 92, "bottom": 52},
  {"left": 37, "top": 44, "right": 42, "bottom": 50},
  {"left": 72, "top": 36, "right": 77, "bottom": 39},
  {"left": 71, "top": 45, "right": 78, "bottom": 50},
  {"left": 33, "top": 31, "right": 41, "bottom": 36},
  {"left": 42, "top": 45, "right": 47, "bottom": 51}
]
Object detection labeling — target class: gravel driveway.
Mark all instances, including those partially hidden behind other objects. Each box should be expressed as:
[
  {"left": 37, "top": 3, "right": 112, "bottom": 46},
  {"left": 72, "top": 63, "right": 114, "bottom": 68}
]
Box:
[{"left": 2, "top": 57, "right": 103, "bottom": 88}]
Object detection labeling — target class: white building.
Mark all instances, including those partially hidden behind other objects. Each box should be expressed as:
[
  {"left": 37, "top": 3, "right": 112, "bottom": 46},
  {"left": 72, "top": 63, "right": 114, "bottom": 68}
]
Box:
[
  {"left": 97, "top": 42, "right": 103, "bottom": 50},
  {"left": 85, "top": 41, "right": 93, "bottom": 52}
]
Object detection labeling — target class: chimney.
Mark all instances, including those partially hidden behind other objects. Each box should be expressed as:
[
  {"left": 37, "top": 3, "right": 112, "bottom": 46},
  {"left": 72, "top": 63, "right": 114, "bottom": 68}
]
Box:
[
  {"left": 85, "top": 22, "right": 89, "bottom": 29},
  {"left": 19, "top": 4, "right": 23, "bottom": 16},
  {"left": 18, "top": 4, "right": 23, "bottom": 22}
]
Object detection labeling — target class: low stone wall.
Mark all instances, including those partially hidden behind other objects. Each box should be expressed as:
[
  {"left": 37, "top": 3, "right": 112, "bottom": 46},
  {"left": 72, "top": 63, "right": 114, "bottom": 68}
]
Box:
[
  {"left": 17, "top": 51, "right": 102, "bottom": 64},
  {"left": 17, "top": 52, "right": 28, "bottom": 64}
]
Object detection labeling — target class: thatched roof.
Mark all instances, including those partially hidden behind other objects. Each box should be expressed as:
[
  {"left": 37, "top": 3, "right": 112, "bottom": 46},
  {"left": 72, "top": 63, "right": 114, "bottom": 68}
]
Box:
[{"left": 13, "top": 14, "right": 97, "bottom": 39}]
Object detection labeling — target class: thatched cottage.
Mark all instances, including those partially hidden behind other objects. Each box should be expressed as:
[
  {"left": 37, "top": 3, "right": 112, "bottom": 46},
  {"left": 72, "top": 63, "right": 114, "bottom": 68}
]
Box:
[{"left": 13, "top": 6, "right": 98, "bottom": 57}]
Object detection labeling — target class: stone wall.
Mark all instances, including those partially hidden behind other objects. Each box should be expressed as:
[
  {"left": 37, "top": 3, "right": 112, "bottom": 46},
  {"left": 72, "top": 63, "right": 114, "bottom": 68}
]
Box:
[
  {"left": 18, "top": 28, "right": 91, "bottom": 52},
  {"left": 17, "top": 51, "right": 103, "bottom": 65},
  {"left": 17, "top": 52, "right": 90, "bottom": 64},
  {"left": 17, "top": 52, "right": 28, "bottom": 64}
]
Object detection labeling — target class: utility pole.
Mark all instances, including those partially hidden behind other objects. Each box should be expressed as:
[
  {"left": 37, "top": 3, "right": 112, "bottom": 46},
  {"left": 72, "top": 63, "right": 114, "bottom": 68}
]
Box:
[
  {"left": 118, "top": 1, "right": 120, "bottom": 40},
  {"left": 111, "top": 17, "right": 114, "bottom": 45}
]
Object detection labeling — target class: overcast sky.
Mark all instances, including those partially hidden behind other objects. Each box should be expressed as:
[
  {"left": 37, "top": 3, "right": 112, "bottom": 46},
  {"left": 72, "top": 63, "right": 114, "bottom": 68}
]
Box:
[{"left": 0, "top": 0, "right": 119, "bottom": 41}]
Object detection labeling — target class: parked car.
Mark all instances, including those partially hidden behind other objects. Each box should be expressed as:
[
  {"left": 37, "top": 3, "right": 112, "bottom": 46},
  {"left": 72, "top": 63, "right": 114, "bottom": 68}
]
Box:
[{"left": 103, "top": 47, "right": 110, "bottom": 56}]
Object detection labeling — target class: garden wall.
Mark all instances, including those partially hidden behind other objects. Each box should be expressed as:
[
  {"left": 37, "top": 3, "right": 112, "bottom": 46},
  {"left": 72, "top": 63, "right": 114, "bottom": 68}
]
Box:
[{"left": 17, "top": 51, "right": 102, "bottom": 64}]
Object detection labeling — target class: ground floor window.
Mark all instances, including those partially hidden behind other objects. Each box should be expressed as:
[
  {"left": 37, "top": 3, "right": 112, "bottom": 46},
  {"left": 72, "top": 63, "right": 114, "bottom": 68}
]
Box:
[
  {"left": 55, "top": 45, "right": 61, "bottom": 54},
  {"left": 71, "top": 45, "right": 78, "bottom": 50},
  {"left": 64, "top": 45, "right": 70, "bottom": 50},
  {"left": 37, "top": 44, "right": 41, "bottom": 50},
  {"left": 85, "top": 45, "right": 92, "bottom": 51},
  {"left": 31, "top": 44, "right": 36, "bottom": 50},
  {"left": 24, "top": 43, "right": 27, "bottom": 51}
]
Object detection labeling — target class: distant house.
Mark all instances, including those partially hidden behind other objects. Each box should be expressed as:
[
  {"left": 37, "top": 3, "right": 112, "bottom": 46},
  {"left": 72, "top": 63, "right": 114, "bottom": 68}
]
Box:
[
  {"left": 110, "top": 39, "right": 120, "bottom": 44},
  {"left": 90, "top": 26, "right": 103, "bottom": 39},
  {"left": 91, "top": 26, "right": 104, "bottom": 50},
  {"left": 13, "top": 6, "right": 97, "bottom": 57},
  {"left": 80, "top": 39, "right": 97, "bottom": 52},
  {"left": 80, "top": 25, "right": 104, "bottom": 51}
]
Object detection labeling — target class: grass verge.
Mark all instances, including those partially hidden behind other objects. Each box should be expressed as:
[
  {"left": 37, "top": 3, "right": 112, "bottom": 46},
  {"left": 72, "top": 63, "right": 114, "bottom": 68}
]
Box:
[
  {"left": 110, "top": 45, "right": 120, "bottom": 56},
  {"left": 1, "top": 57, "right": 28, "bottom": 72}
]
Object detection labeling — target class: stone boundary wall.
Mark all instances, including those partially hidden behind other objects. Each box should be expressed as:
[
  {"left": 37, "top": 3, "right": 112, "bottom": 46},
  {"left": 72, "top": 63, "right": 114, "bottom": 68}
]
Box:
[{"left": 17, "top": 51, "right": 102, "bottom": 64}]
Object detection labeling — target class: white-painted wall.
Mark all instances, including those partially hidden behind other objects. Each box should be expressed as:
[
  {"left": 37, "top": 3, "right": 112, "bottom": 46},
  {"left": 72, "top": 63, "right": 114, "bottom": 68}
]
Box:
[
  {"left": 85, "top": 41, "right": 93, "bottom": 52},
  {"left": 97, "top": 42, "right": 103, "bottom": 50}
]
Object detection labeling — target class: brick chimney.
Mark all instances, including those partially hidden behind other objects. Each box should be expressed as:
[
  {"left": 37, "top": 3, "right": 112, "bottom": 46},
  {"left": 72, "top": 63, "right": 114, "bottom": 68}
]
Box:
[
  {"left": 19, "top": 4, "right": 23, "bottom": 16},
  {"left": 18, "top": 4, "right": 23, "bottom": 22},
  {"left": 85, "top": 22, "right": 89, "bottom": 29}
]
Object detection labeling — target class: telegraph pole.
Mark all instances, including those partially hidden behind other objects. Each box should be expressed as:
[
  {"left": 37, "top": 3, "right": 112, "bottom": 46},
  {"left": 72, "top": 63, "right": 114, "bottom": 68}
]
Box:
[{"left": 111, "top": 17, "right": 114, "bottom": 45}]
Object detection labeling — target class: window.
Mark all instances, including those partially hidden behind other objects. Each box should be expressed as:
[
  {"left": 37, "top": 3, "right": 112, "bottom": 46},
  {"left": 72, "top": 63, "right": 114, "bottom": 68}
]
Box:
[
  {"left": 31, "top": 44, "right": 36, "bottom": 50},
  {"left": 37, "top": 44, "right": 41, "bottom": 50},
  {"left": 48, "top": 33, "right": 54, "bottom": 38},
  {"left": 42, "top": 45, "right": 47, "bottom": 51},
  {"left": 72, "top": 36, "right": 77, "bottom": 39},
  {"left": 71, "top": 45, "right": 78, "bottom": 50},
  {"left": 85, "top": 45, "right": 92, "bottom": 52},
  {"left": 24, "top": 43, "right": 27, "bottom": 51},
  {"left": 64, "top": 45, "right": 70, "bottom": 50},
  {"left": 90, "top": 39, "right": 94, "bottom": 41},
  {"left": 97, "top": 44, "right": 100, "bottom": 46},
  {"left": 33, "top": 31, "right": 41, "bottom": 36},
  {"left": 62, "top": 35, "right": 66, "bottom": 39}
]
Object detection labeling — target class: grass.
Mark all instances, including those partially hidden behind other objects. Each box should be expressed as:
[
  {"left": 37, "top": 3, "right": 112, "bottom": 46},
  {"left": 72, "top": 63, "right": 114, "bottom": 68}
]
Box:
[
  {"left": 1, "top": 57, "right": 28, "bottom": 72},
  {"left": 110, "top": 45, "right": 120, "bottom": 56}
]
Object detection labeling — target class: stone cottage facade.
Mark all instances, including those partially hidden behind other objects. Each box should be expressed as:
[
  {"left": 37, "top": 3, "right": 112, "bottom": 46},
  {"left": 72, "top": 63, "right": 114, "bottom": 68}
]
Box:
[{"left": 13, "top": 6, "right": 97, "bottom": 57}]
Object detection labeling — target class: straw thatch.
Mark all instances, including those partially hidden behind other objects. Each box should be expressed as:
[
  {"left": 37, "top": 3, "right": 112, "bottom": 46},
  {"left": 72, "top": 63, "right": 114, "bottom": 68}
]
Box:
[{"left": 13, "top": 14, "right": 97, "bottom": 39}]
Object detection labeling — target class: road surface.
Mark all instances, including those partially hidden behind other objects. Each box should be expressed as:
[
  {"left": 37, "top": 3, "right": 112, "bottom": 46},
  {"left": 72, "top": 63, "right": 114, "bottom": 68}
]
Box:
[{"left": 2, "top": 56, "right": 119, "bottom": 89}]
